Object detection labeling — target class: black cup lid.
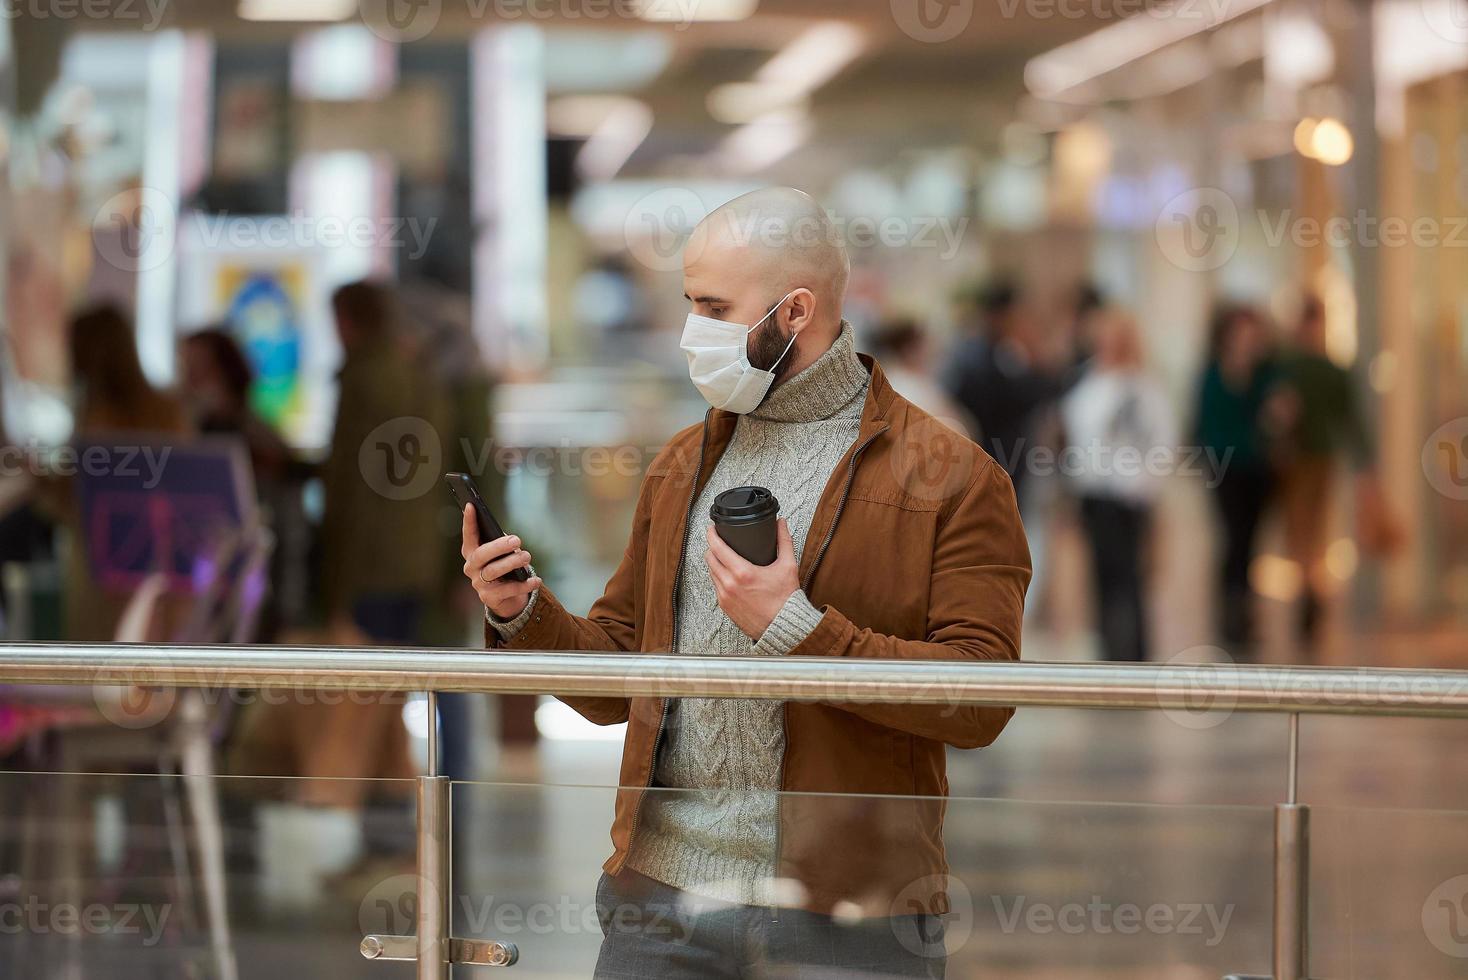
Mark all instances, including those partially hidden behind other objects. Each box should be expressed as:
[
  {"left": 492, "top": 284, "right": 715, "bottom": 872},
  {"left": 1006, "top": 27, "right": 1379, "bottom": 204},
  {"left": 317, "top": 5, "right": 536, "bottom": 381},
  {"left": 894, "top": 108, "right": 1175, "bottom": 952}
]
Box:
[{"left": 710, "top": 485, "right": 780, "bottom": 523}]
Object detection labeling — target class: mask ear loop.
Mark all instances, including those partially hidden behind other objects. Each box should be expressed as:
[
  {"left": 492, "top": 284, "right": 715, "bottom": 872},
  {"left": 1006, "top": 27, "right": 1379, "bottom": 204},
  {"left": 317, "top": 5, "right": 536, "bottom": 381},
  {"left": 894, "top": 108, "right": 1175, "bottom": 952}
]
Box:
[
  {"left": 746, "top": 290, "right": 801, "bottom": 373},
  {"left": 745, "top": 290, "right": 797, "bottom": 335}
]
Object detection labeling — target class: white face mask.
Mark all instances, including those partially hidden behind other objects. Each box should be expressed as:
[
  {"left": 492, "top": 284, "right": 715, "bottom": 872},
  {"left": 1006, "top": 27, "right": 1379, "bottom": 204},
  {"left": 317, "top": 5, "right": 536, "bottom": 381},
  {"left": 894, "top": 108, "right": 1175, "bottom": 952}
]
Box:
[{"left": 680, "top": 291, "right": 799, "bottom": 414}]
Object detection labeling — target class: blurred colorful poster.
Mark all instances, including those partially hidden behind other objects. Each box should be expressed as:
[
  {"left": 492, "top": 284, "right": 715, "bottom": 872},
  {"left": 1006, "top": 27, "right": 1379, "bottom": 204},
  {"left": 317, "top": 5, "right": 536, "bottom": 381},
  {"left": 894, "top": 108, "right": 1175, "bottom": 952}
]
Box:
[
  {"left": 214, "top": 263, "right": 305, "bottom": 431},
  {"left": 176, "top": 219, "right": 337, "bottom": 450}
]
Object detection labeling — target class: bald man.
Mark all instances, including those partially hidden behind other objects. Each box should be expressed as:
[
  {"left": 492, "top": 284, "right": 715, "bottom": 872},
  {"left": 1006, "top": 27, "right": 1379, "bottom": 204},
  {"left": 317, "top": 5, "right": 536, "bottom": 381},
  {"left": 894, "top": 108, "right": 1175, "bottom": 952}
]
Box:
[{"left": 461, "top": 187, "right": 1030, "bottom": 978}]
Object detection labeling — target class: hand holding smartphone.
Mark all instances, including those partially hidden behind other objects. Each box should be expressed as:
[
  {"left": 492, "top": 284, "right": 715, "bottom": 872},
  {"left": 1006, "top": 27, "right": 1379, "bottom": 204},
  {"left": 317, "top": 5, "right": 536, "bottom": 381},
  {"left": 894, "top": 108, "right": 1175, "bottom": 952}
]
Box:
[
  {"left": 449, "top": 472, "right": 540, "bottom": 622},
  {"left": 446, "top": 472, "right": 530, "bottom": 583}
]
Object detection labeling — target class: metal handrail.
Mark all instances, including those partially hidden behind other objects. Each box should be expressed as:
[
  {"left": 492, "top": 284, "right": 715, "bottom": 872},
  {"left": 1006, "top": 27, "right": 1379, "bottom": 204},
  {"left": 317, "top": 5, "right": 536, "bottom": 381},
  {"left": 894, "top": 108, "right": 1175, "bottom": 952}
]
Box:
[
  {"left": 0, "top": 642, "right": 1466, "bottom": 717},
  {"left": 6, "top": 642, "right": 1460, "bottom": 979}
]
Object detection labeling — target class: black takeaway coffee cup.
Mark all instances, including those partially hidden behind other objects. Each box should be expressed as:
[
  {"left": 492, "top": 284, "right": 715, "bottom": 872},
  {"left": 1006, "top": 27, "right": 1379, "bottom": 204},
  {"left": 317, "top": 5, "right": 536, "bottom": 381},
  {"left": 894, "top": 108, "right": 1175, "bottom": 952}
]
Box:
[{"left": 710, "top": 486, "right": 780, "bottom": 566}]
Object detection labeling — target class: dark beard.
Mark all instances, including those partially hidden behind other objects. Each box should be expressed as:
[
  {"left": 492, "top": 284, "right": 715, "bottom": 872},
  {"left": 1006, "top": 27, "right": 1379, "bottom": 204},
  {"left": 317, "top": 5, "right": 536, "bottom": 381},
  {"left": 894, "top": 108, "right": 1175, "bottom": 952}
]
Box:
[{"left": 747, "top": 303, "right": 796, "bottom": 381}]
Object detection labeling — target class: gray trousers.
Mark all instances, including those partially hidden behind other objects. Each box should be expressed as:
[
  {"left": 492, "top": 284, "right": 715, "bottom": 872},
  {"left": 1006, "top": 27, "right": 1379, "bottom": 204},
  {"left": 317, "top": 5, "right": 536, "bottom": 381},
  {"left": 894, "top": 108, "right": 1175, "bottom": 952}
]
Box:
[{"left": 592, "top": 870, "right": 947, "bottom": 980}]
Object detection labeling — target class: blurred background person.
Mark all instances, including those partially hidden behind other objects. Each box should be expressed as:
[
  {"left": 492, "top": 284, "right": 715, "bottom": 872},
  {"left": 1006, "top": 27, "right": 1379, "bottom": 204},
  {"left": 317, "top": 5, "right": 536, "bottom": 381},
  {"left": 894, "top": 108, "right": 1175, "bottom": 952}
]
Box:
[
  {"left": 1193, "top": 304, "right": 1286, "bottom": 653},
  {"left": 945, "top": 281, "right": 1079, "bottom": 618},
  {"left": 319, "top": 279, "right": 448, "bottom": 647},
  {"left": 61, "top": 305, "right": 191, "bottom": 642},
  {"left": 1060, "top": 310, "right": 1176, "bottom": 663},
  {"left": 1277, "top": 295, "right": 1390, "bottom": 655},
  {"left": 867, "top": 316, "right": 974, "bottom": 437},
  {"left": 945, "top": 281, "right": 1062, "bottom": 493},
  {"left": 178, "top": 327, "right": 310, "bottom": 641}
]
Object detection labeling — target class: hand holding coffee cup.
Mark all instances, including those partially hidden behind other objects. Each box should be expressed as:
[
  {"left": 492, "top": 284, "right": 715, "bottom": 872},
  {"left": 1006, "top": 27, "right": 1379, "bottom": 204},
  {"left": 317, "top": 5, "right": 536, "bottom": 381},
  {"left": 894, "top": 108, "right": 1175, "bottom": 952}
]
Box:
[{"left": 705, "top": 486, "right": 800, "bottom": 640}]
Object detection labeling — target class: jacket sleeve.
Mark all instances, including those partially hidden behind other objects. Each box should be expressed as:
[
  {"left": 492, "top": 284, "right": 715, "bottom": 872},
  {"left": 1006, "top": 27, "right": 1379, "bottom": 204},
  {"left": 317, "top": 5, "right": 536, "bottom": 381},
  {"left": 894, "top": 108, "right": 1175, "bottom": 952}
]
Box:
[
  {"left": 785, "top": 456, "right": 1030, "bottom": 748},
  {"left": 481, "top": 467, "right": 663, "bottom": 727}
]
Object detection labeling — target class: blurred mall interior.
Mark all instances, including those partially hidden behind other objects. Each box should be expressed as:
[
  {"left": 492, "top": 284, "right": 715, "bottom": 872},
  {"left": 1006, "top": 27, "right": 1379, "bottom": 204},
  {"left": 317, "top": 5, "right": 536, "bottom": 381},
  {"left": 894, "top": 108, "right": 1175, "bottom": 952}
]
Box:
[{"left": 0, "top": 0, "right": 1467, "bottom": 976}]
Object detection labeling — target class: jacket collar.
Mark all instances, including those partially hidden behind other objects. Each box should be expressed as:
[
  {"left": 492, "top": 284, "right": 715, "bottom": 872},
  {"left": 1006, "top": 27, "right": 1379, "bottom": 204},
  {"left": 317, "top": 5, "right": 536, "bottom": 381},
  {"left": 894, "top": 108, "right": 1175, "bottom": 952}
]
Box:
[{"left": 706, "top": 353, "right": 895, "bottom": 447}]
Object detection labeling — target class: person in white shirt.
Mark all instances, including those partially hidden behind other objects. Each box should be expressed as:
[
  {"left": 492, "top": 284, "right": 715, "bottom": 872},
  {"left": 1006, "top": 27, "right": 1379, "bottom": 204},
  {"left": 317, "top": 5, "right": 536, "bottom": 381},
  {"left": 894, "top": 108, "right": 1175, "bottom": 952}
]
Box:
[{"left": 1060, "top": 310, "right": 1177, "bottom": 662}]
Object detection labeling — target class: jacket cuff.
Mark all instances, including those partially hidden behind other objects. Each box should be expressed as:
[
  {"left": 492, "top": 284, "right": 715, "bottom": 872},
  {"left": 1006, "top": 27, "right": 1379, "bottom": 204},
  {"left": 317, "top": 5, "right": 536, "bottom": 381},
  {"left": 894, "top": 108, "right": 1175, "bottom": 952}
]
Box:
[
  {"left": 485, "top": 568, "right": 539, "bottom": 640},
  {"left": 752, "top": 590, "right": 825, "bottom": 656}
]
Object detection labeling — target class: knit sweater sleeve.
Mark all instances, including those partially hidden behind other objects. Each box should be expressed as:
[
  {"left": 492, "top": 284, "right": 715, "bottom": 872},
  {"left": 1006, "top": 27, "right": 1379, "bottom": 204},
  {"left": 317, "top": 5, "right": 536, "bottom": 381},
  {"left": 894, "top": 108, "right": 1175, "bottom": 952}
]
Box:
[{"left": 751, "top": 589, "right": 825, "bottom": 655}]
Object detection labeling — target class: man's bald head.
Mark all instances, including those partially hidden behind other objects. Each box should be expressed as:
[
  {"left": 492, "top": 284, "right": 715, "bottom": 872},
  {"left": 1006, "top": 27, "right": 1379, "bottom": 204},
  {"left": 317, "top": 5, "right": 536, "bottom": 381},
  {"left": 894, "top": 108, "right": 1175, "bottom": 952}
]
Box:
[
  {"left": 694, "top": 187, "right": 849, "bottom": 305},
  {"left": 682, "top": 187, "right": 850, "bottom": 383}
]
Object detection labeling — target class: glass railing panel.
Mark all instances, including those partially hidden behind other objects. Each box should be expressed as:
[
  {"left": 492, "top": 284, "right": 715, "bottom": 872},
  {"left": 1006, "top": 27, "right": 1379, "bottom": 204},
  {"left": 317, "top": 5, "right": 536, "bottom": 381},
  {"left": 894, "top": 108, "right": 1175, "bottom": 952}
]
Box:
[
  {"left": 0, "top": 771, "right": 416, "bottom": 979},
  {"left": 450, "top": 780, "right": 1276, "bottom": 977},
  {"left": 1310, "top": 803, "right": 1468, "bottom": 977}
]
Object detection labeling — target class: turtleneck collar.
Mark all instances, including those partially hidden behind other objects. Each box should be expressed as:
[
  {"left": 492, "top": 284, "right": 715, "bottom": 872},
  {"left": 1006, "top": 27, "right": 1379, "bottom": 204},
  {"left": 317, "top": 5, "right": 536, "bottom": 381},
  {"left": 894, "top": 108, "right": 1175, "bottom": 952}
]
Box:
[{"left": 748, "top": 322, "right": 868, "bottom": 423}]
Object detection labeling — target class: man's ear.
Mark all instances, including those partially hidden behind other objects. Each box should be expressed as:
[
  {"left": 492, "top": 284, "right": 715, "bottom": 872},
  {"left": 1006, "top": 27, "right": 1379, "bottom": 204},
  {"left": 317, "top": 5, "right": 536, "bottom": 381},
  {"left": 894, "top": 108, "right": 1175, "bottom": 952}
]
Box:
[{"left": 785, "top": 288, "right": 817, "bottom": 334}]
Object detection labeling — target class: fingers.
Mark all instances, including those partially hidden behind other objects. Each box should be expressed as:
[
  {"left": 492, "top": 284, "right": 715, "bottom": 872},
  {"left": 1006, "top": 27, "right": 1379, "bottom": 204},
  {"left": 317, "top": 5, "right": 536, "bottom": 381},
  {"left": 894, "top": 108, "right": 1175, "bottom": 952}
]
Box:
[
  {"left": 705, "top": 526, "right": 755, "bottom": 596},
  {"left": 476, "top": 574, "right": 541, "bottom": 611},
  {"left": 463, "top": 535, "right": 528, "bottom": 578},
  {"left": 470, "top": 533, "right": 523, "bottom": 567},
  {"left": 477, "top": 546, "right": 533, "bottom": 584},
  {"left": 460, "top": 504, "right": 479, "bottom": 558},
  {"left": 705, "top": 524, "right": 742, "bottom": 567},
  {"left": 776, "top": 518, "right": 794, "bottom": 561}
]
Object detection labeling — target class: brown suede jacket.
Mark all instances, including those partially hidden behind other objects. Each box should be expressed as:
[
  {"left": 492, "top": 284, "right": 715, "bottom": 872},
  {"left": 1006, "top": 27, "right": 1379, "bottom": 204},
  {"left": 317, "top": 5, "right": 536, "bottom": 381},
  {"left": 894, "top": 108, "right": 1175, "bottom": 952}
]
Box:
[{"left": 485, "top": 355, "right": 1030, "bottom": 915}]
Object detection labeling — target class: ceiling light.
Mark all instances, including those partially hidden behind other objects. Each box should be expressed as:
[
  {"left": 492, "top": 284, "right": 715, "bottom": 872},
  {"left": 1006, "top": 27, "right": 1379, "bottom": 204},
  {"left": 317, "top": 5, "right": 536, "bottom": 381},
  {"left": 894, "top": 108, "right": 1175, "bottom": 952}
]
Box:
[
  {"left": 634, "top": 0, "right": 757, "bottom": 23},
  {"left": 717, "top": 108, "right": 810, "bottom": 174},
  {"left": 707, "top": 82, "right": 802, "bottom": 125},
  {"left": 755, "top": 21, "right": 866, "bottom": 93},
  {"left": 1025, "top": 0, "right": 1273, "bottom": 98},
  {"left": 239, "top": 0, "right": 355, "bottom": 22},
  {"left": 576, "top": 100, "right": 654, "bottom": 181}
]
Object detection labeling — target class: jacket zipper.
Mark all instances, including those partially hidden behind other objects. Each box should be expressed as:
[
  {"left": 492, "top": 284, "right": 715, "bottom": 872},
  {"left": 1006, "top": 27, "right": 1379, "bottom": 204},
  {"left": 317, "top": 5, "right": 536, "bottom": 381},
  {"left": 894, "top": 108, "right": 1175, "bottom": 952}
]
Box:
[
  {"left": 772, "top": 423, "right": 887, "bottom": 910},
  {"left": 624, "top": 410, "right": 712, "bottom": 864},
  {"left": 799, "top": 425, "right": 888, "bottom": 592}
]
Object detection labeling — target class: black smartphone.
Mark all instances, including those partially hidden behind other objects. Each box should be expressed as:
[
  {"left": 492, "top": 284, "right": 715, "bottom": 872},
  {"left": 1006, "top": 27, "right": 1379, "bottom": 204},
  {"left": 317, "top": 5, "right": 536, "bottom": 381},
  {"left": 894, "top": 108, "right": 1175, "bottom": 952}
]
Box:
[{"left": 445, "top": 472, "right": 531, "bottom": 583}]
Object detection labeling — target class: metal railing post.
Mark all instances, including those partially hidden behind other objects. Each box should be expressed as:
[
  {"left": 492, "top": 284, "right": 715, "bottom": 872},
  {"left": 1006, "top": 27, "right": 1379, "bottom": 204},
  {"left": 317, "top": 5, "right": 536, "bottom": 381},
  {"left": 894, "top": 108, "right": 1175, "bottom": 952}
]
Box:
[
  {"left": 1273, "top": 713, "right": 1309, "bottom": 980},
  {"left": 417, "top": 690, "right": 451, "bottom": 980}
]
